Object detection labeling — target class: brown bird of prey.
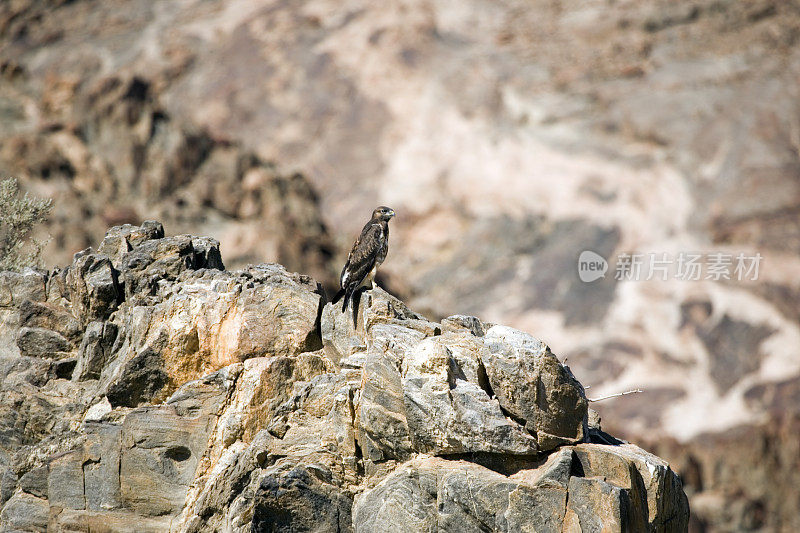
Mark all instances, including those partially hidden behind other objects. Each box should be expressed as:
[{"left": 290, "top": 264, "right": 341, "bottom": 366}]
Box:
[{"left": 334, "top": 206, "right": 395, "bottom": 311}]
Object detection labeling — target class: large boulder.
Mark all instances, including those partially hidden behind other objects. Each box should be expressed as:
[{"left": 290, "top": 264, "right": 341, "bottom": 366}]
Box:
[
  {"left": 354, "top": 445, "right": 688, "bottom": 533},
  {"left": 570, "top": 443, "right": 690, "bottom": 531},
  {"left": 482, "top": 326, "right": 588, "bottom": 450},
  {"left": 101, "top": 264, "right": 324, "bottom": 405},
  {"left": 401, "top": 333, "right": 539, "bottom": 455}
]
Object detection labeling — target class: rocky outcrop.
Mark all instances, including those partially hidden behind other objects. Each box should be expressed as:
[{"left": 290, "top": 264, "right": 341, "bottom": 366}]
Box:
[{"left": 0, "top": 223, "right": 688, "bottom": 532}]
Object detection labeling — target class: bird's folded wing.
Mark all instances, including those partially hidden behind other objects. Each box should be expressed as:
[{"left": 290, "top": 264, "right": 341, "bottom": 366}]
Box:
[{"left": 341, "top": 223, "right": 383, "bottom": 288}]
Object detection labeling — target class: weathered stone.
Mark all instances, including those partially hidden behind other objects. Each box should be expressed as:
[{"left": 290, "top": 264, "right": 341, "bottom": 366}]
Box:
[
  {"left": 120, "top": 422, "right": 202, "bottom": 515},
  {"left": 354, "top": 443, "right": 689, "bottom": 532},
  {"left": 511, "top": 448, "right": 574, "bottom": 487},
  {"left": 65, "top": 251, "right": 120, "bottom": 325},
  {"left": 48, "top": 508, "right": 172, "bottom": 532},
  {"left": 402, "top": 334, "right": 539, "bottom": 455},
  {"left": 368, "top": 322, "right": 429, "bottom": 366},
  {"left": 355, "top": 325, "right": 427, "bottom": 463},
  {"left": 7, "top": 430, "right": 86, "bottom": 489},
  {"left": 507, "top": 450, "right": 573, "bottom": 533},
  {"left": 504, "top": 480, "right": 568, "bottom": 533},
  {"left": 191, "top": 236, "right": 225, "bottom": 270},
  {"left": 105, "top": 348, "right": 169, "bottom": 407},
  {"left": 0, "top": 492, "right": 49, "bottom": 532},
  {"left": 571, "top": 443, "right": 690, "bottom": 531},
  {"left": 178, "top": 438, "right": 262, "bottom": 532},
  {"left": 118, "top": 231, "right": 225, "bottom": 303},
  {"left": 0, "top": 357, "right": 70, "bottom": 450},
  {"left": 321, "top": 290, "right": 369, "bottom": 364},
  {"left": 268, "top": 373, "right": 359, "bottom": 485},
  {"left": 358, "top": 350, "right": 414, "bottom": 463},
  {"left": 563, "top": 476, "right": 632, "bottom": 532},
  {"left": 163, "top": 265, "right": 324, "bottom": 363},
  {"left": 73, "top": 320, "right": 118, "bottom": 381},
  {"left": 177, "top": 355, "right": 335, "bottom": 532},
  {"left": 250, "top": 463, "right": 353, "bottom": 533},
  {"left": 118, "top": 367, "right": 233, "bottom": 517},
  {"left": 354, "top": 459, "right": 438, "bottom": 533},
  {"left": 17, "top": 299, "right": 82, "bottom": 342},
  {"left": 441, "top": 315, "right": 487, "bottom": 337},
  {"left": 0, "top": 468, "right": 16, "bottom": 507},
  {"left": 83, "top": 421, "right": 122, "bottom": 511},
  {"left": 437, "top": 463, "right": 520, "bottom": 532},
  {"left": 19, "top": 464, "right": 48, "bottom": 498},
  {"left": 120, "top": 235, "right": 195, "bottom": 299},
  {"left": 102, "top": 265, "right": 324, "bottom": 405},
  {"left": 354, "top": 456, "right": 570, "bottom": 533},
  {"left": 48, "top": 448, "right": 86, "bottom": 510},
  {"left": 0, "top": 269, "right": 47, "bottom": 308},
  {"left": 83, "top": 397, "right": 112, "bottom": 423},
  {"left": 322, "top": 287, "right": 430, "bottom": 365},
  {"left": 97, "top": 221, "right": 165, "bottom": 267},
  {"left": 16, "top": 326, "right": 71, "bottom": 358},
  {"left": 482, "top": 326, "right": 588, "bottom": 450},
  {"left": 223, "top": 354, "right": 333, "bottom": 446},
  {"left": 0, "top": 309, "right": 21, "bottom": 358}
]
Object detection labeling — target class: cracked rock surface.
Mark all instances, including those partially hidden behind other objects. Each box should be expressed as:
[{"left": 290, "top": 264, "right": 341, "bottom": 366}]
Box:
[{"left": 0, "top": 223, "right": 687, "bottom": 532}]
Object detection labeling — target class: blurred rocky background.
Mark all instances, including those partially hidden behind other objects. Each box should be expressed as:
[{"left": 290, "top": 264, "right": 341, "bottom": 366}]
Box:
[{"left": 1, "top": 0, "right": 799, "bottom": 531}]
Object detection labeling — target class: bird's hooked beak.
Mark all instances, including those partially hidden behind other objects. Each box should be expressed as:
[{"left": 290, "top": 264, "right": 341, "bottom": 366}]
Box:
[{"left": 388, "top": 208, "right": 396, "bottom": 218}]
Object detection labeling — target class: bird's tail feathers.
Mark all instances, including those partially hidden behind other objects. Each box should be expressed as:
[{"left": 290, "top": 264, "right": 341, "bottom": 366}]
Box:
[
  {"left": 331, "top": 288, "right": 346, "bottom": 305},
  {"left": 342, "top": 287, "right": 354, "bottom": 312}
]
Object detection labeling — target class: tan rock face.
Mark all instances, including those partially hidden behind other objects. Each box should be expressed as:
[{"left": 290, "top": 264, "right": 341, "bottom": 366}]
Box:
[
  {"left": 128, "top": 266, "right": 324, "bottom": 391},
  {"left": 0, "top": 223, "right": 687, "bottom": 532},
  {"left": 482, "top": 326, "right": 589, "bottom": 450},
  {"left": 401, "top": 333, "right": 541, "bottom": 455},
  {"left": 354, "top": 445, "right": 688, "bottom": 533},
  {"left": 48, "top": 222, "right": 327, "bottom": 405}
]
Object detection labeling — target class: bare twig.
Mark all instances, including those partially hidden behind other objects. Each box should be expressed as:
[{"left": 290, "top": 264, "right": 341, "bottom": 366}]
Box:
[{"left": 588, "top": 388, "right": 643, "bottom": 402}]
